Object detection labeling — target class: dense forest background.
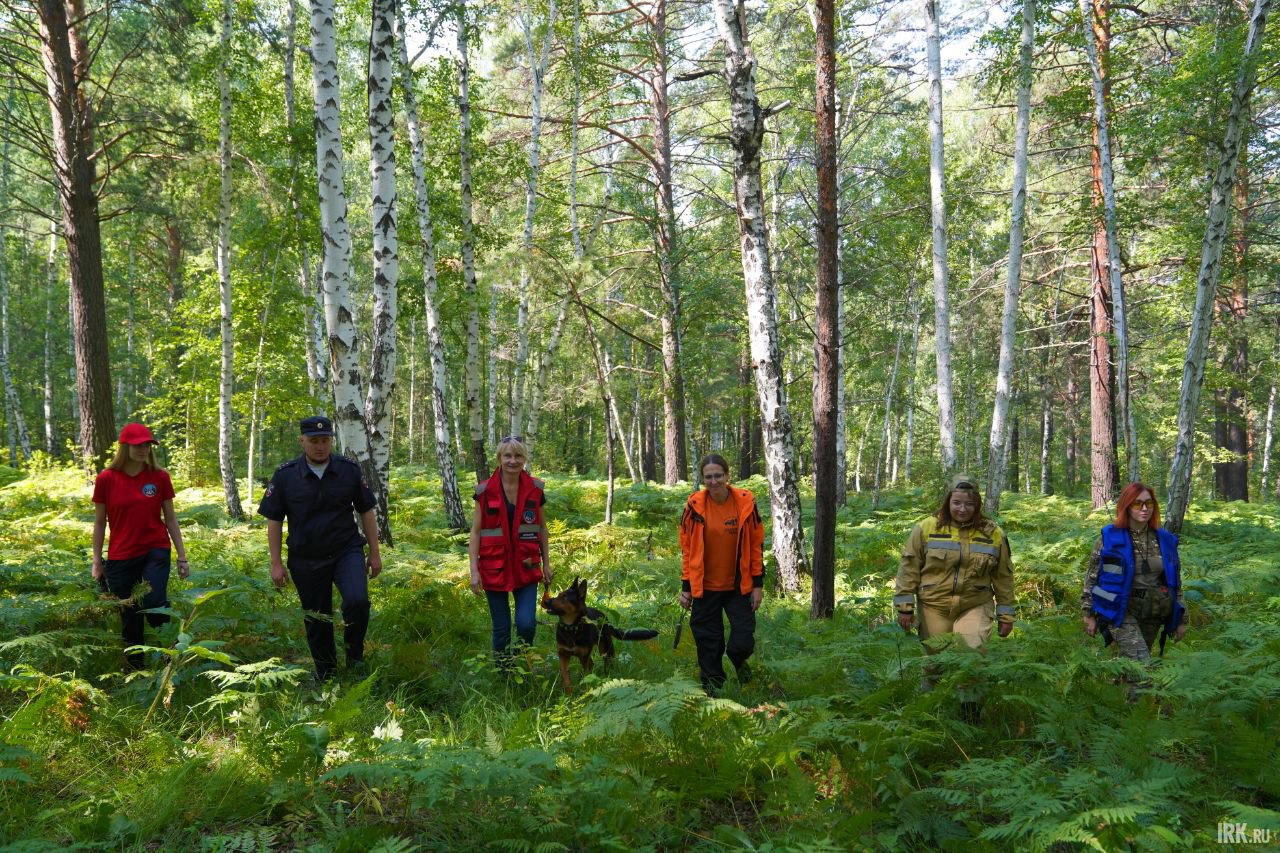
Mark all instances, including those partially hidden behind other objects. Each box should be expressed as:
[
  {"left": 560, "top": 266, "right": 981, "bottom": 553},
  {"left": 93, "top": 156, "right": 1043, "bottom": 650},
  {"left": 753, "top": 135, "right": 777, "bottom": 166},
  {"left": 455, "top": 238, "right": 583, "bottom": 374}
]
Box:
[{"left": 1, "top": 0, "right": 1279, "bottom": 847}]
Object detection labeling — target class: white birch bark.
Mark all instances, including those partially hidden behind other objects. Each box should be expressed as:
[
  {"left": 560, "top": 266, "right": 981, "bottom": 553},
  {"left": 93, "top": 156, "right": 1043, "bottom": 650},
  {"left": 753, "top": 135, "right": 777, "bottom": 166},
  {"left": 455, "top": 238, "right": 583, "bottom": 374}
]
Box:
[
  {"left": 43, "top": 225, "right": 56, "bottom": 454},
  {"left": 925, "top": 0, "right": 956, "bottom": 470},
  {"left": 986, "top": 0, "right": 1035, "bottom": 512},
  {"left": 1261, "top": 371, "right": 1275, "bottom": 498},
  {"left": 247, "top": 310, "right": 267, "bottom": 506},
  {"left": 0, "top": 131, "right": 31, "bottom": 463},
  {"left": 712, "top": 0, "right": 809, "bottom": 589},
  {"left": 511, "top": 0, "right": 557, "bottom": 440},
  {"left": 1079, "top": 0, "right": 1135, "bottom": 484},
  {"left": 487, "top": 297, "right": 498, "bottom": 447},
  {"left": 284, "top": 0, "right": 327, "bottom": 405},
  {"left": 457, "top": 6, "right": 485, "bottom": 479},
  {"left": 872, "top": 311, "right": 905, "bottom": 509},
  {"left": 309, "top": 0, "right": 386, "bottom": 536},
  {"left": 1167, "top": 0, "right": 1272, "bottom": 532},
  {"left": 904, "top": 292, "right": 922, "bottom": 481},
  {"left": 395, "top": 4, "right": 466, "bottom": 528},
  {"left": 365, "top": 0, "right": 399, "bottom": 493},
  {"left": 217, "top": 0, "right": 243, "bottom": 519}
]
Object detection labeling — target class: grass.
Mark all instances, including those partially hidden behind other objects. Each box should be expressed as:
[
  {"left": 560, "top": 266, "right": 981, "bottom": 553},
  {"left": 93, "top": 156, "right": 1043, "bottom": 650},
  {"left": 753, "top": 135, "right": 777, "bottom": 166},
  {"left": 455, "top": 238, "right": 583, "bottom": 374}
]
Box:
[{"left": 0, "top": 463, "right": 1277, "bottom": 849}]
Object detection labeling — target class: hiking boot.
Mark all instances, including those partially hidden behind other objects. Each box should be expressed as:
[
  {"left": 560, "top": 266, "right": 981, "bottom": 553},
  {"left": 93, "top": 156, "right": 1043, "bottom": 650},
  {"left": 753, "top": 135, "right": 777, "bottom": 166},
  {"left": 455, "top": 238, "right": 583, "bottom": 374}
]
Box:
[{"left": 735, "top": 661, "right": 753, "bottom": 685}]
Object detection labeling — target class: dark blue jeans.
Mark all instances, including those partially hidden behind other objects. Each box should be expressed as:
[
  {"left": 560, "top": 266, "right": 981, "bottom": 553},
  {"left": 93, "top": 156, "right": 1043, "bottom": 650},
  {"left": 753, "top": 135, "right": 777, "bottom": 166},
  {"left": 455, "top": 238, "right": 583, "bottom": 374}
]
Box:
[
  {"left": 288, "top": 546, "right": 370, "bottom": 680},
  {"left": 485, "top": 582, "right": 538, "bottom": 662},
  {"left": 104, "top": 547, "right": 171, "bottom": 668}
]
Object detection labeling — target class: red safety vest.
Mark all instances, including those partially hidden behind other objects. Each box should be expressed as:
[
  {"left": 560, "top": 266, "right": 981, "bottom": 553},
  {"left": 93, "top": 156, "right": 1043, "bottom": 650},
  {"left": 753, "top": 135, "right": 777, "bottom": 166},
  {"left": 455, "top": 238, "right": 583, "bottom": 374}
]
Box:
[{"left": 475, "top": 470, "right": 545, "bottom": 592}]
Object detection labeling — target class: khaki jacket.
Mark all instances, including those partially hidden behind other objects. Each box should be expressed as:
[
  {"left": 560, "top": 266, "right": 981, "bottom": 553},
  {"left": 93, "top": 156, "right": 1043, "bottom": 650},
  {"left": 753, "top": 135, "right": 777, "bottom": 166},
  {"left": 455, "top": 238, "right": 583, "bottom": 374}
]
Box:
[{"left": 894, "top": 516, "right": 1016, "bottom": 622}]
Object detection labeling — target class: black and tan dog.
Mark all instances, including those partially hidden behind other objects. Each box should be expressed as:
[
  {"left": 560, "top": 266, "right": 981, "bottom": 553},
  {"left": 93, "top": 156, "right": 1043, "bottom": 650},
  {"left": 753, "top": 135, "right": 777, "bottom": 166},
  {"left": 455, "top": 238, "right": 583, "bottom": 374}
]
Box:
[{"left": 541, "top": 577, "right": 658, "bottom": 693}]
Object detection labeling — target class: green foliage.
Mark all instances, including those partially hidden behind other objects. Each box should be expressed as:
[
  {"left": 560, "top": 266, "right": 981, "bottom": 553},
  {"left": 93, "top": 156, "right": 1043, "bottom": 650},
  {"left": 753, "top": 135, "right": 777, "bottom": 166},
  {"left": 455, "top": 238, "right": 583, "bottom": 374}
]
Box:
[{"left": 0, "top": 469, "right": 1278, "bottom": 848}]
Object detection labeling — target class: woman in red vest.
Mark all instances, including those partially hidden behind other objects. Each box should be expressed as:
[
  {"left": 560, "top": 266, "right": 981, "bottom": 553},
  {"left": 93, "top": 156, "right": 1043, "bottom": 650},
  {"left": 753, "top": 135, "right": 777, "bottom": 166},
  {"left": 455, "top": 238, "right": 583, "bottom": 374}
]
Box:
[
  {"left": 91, "top": 423, "right": 190, "bottom": 670},
  {"left": 678, "top": 454, "right": 764, "bottom": 692},
  {"left": 469, "top": 437, "right": 552, "bottom": 666}
]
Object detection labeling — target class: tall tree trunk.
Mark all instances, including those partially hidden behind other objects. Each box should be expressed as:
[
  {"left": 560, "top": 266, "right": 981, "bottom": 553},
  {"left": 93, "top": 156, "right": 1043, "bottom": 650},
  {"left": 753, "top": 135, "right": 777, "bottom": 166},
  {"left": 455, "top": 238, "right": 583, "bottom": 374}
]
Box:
[
  {"left": 247, "top": 309, "right": 268, "bottom": 505},
  {"left": 366, "top": 0, "right": 399, "bottom": 495},
  {"left": 924, "top": 0, "right": 956, "bottom": 471},
  {"left": 511, "top": 0, "right": 558, "bottom": 442},
  {"left": 457, "top": 7, "right": 486, "bottom": 479},
  {"left": 396, "top": 3, "right": 465, "bottom": 528},
  {"left": 810, "top": 0, "right": 839, "bottom": 618},
  {"left": 1261, "top": 337, "right": 1276, "bottom": 498},
  {"left": 1213, "top": 149, "right": 1250, "bottom": 501},
  {"left": 904, "top": 293, "right": 922, "bottom": 482},
  {"left": 1081, "top": 0, "right": 1134, "bottom": 496},
  {"left": 36, "top": 0, "right": 114, "bottom": 469},
  {"left": 283, "top": 0, "right": 327, "bottom": 408},
  {"left": 43, "top": 225, "right": 57, "bottom": 455},
  {"left": 650, "top": 0, "right": 689, "bottom": 485},
  {"left": 217, "top": 0, "right": 244, "bottom": 519},
  {"left": 713, "top": 0, "right": 809, "bottom": 590},
  {"left": 1167, "top": 0, "right": 1270, "bottom": 531},
  {"left": 986, "top": 0, "right": 1035, "bottom": 512},
  {"left": 0, "top": 128, "right": 32, "bottom": 464},
  {"left": 309, "top": 0, "right": 388, "bottom": 540},
  {"left": 872, "top": 310, "right": 906, "bottom": 510}
]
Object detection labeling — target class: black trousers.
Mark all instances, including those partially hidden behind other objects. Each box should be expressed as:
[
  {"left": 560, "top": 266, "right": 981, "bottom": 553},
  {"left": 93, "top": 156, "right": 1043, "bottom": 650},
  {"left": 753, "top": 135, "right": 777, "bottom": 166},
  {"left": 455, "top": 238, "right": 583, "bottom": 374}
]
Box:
[
  {"left": 104, "top": 547, "right": 172, "bottom": 668},
  {"left": 288, "top": 546, "right": 369, "bottom": 679},
  {"left": 689, "top": 589, "right": 756, "bottom": 690}
]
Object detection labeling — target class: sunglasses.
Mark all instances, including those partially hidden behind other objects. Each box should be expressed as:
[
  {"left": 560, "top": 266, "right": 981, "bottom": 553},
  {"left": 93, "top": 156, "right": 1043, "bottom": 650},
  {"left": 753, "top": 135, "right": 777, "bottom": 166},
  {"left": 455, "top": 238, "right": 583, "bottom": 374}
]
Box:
[
  {"left": 499, "top": 435, "right": 524, "bottom": 443},
  {"left": 1131, "top": 499, "right": 1156, "bottom": 510}
]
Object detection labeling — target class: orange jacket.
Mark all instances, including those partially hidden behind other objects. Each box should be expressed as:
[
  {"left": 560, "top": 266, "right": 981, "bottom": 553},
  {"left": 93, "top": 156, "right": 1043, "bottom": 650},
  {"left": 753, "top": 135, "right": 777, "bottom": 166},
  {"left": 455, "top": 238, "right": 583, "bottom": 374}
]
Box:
[{"left": 679, "top": 486, "right": 764, "bottom": 597}]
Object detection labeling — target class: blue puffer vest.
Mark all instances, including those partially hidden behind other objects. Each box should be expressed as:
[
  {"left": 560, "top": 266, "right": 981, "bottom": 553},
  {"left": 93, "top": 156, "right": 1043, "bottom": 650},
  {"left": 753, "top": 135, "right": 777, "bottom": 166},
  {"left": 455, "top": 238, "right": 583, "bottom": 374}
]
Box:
[{"left": 1091, "top": 524, "right": 1184, "bottom": 635}]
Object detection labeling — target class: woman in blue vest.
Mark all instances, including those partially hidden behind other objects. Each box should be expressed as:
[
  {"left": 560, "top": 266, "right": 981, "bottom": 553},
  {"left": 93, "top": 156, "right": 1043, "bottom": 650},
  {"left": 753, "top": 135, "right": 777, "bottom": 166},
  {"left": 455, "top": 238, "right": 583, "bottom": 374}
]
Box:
[
  {"left": 1082, "top": 482, "right": 1186, "bottom": 673},
  {"left": 469, "top": 437, "right": 552, "bottom": 667}
]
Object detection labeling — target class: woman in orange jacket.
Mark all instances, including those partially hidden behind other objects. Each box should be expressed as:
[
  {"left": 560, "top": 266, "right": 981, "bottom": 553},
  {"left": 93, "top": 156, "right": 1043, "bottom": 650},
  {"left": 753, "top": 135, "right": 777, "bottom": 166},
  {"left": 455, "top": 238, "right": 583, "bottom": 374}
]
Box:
[{"left": 678, "top": 454, "right": 764, "bottom": 692}]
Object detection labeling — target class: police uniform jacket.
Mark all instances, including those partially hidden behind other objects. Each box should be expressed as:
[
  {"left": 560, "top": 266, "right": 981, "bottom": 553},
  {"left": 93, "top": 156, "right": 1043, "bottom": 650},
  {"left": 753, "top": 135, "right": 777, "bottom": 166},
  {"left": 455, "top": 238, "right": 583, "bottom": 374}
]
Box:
[
  {"left": 894, "top": 516, "right": 1016, "bottom": 622},
  {"left": 257, "top": 454, "right": 377, "bottom": 560}
]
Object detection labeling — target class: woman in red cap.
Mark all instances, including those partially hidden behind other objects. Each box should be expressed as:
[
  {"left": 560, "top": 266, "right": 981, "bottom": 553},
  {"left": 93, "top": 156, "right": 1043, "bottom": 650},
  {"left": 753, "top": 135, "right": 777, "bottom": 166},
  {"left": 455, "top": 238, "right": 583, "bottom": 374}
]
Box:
[{"left": 91, "top": 423, "right": 190, "bottom": 670}]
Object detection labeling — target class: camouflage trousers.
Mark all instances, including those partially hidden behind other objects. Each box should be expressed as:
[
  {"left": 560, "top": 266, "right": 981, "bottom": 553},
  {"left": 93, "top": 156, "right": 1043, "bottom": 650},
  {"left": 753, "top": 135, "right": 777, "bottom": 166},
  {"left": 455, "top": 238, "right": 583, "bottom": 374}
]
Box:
[{"left": 1109, "top": 614, "right": 1162, "bottom": 701}]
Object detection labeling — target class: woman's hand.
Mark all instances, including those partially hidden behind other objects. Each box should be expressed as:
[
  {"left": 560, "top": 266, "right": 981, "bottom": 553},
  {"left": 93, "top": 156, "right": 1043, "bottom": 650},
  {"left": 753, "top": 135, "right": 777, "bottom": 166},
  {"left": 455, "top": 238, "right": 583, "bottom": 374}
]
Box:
[
  {"left": 678, "top": 590, "right": 692, "bottom": 610},
  {"left": 470, "top": 568, "right": 483, "bottom": 596},
  {"left": 91, "top": 558, "right": 104, "bottom": 582},
  {"left": 176, "top": 557, "right": 190, "bottom": 579},
  {"left": 1173, "top": 622, "right": 1187, "bottom": 642},
  {"left": 897, "top": 611, "right": 914, "bottom": 631},
  {"left": 1083, "top": 614, "right": 1098, "bottom": 636},
  {"left": 997, "top": 620, "right": 1013, "bottom": 638},
  {"left": 749, "top": 588, "right": 763, "bottom": 612}
]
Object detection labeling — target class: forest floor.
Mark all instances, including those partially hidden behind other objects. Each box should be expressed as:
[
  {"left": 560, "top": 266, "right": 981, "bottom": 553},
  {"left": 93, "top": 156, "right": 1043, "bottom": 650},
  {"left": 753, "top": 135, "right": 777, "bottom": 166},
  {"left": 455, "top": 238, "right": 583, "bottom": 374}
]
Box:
[{"left": 0, "top": 463, "right": 1277, "bottom": 850}]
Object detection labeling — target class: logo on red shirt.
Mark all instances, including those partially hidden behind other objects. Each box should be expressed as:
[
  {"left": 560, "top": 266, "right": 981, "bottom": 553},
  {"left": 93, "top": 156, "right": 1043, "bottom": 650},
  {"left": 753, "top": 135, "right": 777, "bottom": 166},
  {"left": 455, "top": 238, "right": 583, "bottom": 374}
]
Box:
[{"left": 142, "top": 483, "right": 157, "bottom": 497}]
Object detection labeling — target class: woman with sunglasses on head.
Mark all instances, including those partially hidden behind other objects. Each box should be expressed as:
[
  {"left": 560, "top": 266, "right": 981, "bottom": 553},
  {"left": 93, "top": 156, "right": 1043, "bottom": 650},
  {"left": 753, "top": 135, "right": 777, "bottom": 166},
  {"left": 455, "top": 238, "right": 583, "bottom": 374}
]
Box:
[
  {"left": 91, "top": 423, "right": 190, "bottom": 670},
  {"left": 1082, "top": 483, "right": 1186, "bottom": 689},
  {"left": 469, "top": 436, "right": 552, "bottom": 668}
]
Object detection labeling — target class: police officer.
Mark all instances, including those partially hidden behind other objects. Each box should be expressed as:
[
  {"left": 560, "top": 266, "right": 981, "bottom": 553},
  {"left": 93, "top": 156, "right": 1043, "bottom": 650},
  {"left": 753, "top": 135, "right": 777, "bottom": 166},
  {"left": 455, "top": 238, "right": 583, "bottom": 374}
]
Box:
[{"left": 259, "top": 415, "right": 382, "bottom": 682}]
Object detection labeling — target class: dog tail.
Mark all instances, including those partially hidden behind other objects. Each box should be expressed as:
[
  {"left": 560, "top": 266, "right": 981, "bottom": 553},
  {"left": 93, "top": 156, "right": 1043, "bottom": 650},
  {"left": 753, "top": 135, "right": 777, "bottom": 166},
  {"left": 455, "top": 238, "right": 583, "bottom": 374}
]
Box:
[{"left": 606, "top": 626, "right": 658, "bottom": 641}]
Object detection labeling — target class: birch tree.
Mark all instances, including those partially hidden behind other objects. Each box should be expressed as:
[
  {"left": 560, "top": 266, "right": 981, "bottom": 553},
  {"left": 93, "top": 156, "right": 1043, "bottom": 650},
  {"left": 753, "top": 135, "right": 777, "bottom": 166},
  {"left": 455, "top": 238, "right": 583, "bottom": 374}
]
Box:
[
  {"left": 986, "top": 0, "right": 1034, "bottom": 513},
  {"left": 1166, "top": 0, "right": 1272, "bottom": 532},
  {"left": 0, "top": 124, "right": 32, "bottom": 464},
  {"left": 924, "top": 0, "right": 956, "bottom": 471},
  {"left": 457, "top": 5, "right": 486, "bottom": 479},
  {"left": 395, "top": 3, "right": 466, "bottom": 529},
  {"left": 712, "top": 0, "right": 809, "bottom": 590},
  {"left": 365, "top": 0, "right": 399, "bottom": 493},
  {"left": 309, "top": 0, "right": 388, "bottom": 538},
  {"left": 216, "top": 0, "right": 243, "bottom": 519},
  {"left": 511, "top": 0, "right": 558, "bottom": 442}
]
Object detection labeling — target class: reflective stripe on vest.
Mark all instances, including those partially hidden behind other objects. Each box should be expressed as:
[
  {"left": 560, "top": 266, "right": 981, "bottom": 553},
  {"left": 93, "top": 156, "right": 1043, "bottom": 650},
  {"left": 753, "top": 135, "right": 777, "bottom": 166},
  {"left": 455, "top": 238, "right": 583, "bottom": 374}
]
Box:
[
  {"left": 927, "top": 540, "right": 962, "bottom": 551},
  {"left": 480, "top": 528, "right": 503, "bottom": 537},
  {"left": 969, "top": 543, "right": 999, "bottom": 557}
]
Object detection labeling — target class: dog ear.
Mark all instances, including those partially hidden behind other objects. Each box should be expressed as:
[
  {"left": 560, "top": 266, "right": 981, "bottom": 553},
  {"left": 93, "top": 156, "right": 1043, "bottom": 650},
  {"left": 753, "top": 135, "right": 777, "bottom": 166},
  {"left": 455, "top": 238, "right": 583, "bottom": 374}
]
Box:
[{"left": 577, "top": 578, "right": 588, "bottom": 599}]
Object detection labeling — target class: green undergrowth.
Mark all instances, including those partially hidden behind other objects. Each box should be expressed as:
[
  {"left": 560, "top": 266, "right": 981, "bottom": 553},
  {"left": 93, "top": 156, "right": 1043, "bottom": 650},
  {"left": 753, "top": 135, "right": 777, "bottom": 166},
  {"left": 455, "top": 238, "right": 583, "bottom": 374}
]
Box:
[{"left": 0, "top": 465, "right": 1277, "bottom": 850}]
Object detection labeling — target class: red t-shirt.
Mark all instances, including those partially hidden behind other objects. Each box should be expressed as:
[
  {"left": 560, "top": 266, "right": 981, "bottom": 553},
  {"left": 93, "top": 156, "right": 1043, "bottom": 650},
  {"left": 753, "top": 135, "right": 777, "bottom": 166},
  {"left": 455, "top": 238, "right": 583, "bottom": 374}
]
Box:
[{"left": 92, "top": 467, "right": 176, "bottom": 560}]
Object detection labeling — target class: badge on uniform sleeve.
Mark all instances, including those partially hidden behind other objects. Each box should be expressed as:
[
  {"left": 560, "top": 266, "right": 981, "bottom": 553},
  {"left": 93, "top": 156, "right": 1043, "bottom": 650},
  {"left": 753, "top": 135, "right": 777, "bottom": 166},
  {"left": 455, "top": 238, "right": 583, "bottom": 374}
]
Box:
[
  {"left": 264, "top": 483, "right": 275, "bottom": 498},
  {"left": 142, "top": 483, "right": 157, "bottom": 497},
  {"left": 361, "top": 477, "right": 369, "bottom": 489}
]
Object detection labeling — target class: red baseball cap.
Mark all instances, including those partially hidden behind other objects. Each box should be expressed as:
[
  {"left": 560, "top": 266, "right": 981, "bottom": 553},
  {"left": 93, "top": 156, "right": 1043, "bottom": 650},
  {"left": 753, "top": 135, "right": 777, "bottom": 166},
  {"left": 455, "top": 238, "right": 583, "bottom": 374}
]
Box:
[{"left": 118, "top": 423, "right": 157, "bottom": 445}]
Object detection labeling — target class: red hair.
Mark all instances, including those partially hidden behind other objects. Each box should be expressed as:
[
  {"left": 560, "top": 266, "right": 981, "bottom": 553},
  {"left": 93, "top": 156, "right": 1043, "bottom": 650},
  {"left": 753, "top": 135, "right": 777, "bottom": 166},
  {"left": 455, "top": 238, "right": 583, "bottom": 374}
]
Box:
[{"left": 1115, "top": 482, "right": 1160, "bottom": 529}]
